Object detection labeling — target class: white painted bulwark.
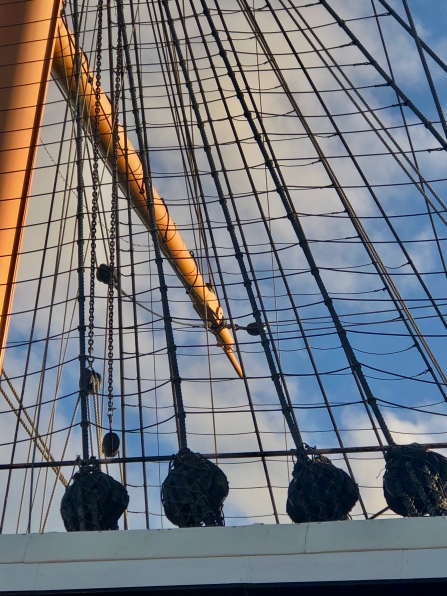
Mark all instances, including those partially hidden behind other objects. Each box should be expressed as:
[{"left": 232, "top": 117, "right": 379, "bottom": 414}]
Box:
[{"left": 0, "top": 518, "right": 447, "bottom": 592}]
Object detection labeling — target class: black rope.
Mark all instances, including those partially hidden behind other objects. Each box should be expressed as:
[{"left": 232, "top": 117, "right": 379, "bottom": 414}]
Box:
[
  {"left": 376, "top": 0, "right": 447, "bottom": 75},
  {"left": 1, "top": 441, "right": 447, "bottom": 472},
  {"left": 115, "top": 0, "right": 187, "bottom": 450},
  {"left": 150, "top": 0, "right": 281, "bottom": 522},
  {"left": 272, "top": 0, "right": 447, "bottom": 403},
  {"left": 181, "top": 0, "right": 300, "bottom": 438},
  {"left": 370, "top": 0, "right": 447, "bottom": 282},
  {"left": 115, "top": 39, "right": 130, "bottom": 530},
  {"left": 126, "top": 0, "right": 156, "bottom": 528},
  {"left": 187, "top": 0, "right": 367, "bottom": 518},
  {"left": 73, "top": 0, "right": 90, "bottom": 462},
  {"left": 401, "top": 0, "right": 447, "bottom": 139},
  {"left": 161, "top": 0, "right": 303, "bottom": 449}
]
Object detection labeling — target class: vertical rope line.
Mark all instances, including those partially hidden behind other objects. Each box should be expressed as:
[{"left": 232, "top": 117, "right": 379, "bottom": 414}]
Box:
[
  {"left": 161, "top": 0, "right": 303, "bottom": 450},
  {"left": 183, "top": 0, "right": 300, "bottom": 437},
  {"left": 116, "top": 0, "right": 187, "bottom": 450},
  {"left": 128, "top": 14, "right": 162, "bottom": 511},
  {"left": 34, "top": 105, "right": 77, "bottom": 534},
  {"left": 73, "top": 0, "right": 90, "bottom": 462},
  {"left": 128, "top": 0, "right": 181, "bottom": 525},
  {"left": 177, "top": 0, "right": 293, "bottom": 517},
  {"left": 257, "top": 0, "right": 290, "bottom": 483},
  {"left": 41, "top": 124, "right": 88, "bottom": 532},
  {"left": 42, "top": 400, "right": 81, "bottom": 532},
  {"left": 117, "top": 72, "right": 130, "bottom": 530},
  {"left": 111, "top": 0, "right": 150, "bottom": 528},
  {"left": 146, "top": 0, "right": 198, "bottom": 453},
  {"left": 149, "top": 0, "right": 280, "bottom": 522},
  {"left": 179, "top": 2, "right": 218, "bottom": 459},
  {"left": 26, "top": 182, "right": 75, "bottom": 530},
  {"left": 41, "top": 186, "right": 83, "bottom": 531},
  {"left": 190, "top": 0, "right": 368, "bottom": 515},
  {"left": 123, "top": 149, "right": 151, "bottom": 529},
  {"left": 144, "top": 1, "right": 194, "bottom": 522}
]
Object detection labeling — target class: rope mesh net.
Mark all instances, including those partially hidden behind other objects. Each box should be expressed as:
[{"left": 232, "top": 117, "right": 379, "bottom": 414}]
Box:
[
  {"left": 162, "top": 448, "right": 229, "bottom": 527},
  {"left": 60, "top": 461, "right": 129, "bottom": 531},
  {"left": 383, "top": 444, "right": 447, "bottom": 517},
  {"left": 1, "top": 0, "right": 447, "bottom": 531},
  {"left": 287, "top": 448, "right": 360, "bottom": 523}
]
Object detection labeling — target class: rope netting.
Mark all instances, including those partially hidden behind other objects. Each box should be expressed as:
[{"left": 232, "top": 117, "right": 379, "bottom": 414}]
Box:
[
  {"left": 383, "top": 444, "right": 447, "bottom": 517},
  {"left": 60, "top": 461, "right": 129, "bottom": 531},
  {"left": 287, "top": 447, "right": 360, "bottom": 523},
  {"left": 162, "top": 449, "right": 229, "bottom": 527},
  {"left": 0, "top": 0, "right": 447, "bottom": 532}
]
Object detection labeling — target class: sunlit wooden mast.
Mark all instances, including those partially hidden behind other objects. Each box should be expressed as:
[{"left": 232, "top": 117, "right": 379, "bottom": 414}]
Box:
[
  {"left": 0, "top": 4, "right": 242, "bottom": 377},
  {"left": 0, "top": 0, "right": 62, "bottom": 371},
  {"left": 52, "top": 17, "right": 242, "bottom": 378}
]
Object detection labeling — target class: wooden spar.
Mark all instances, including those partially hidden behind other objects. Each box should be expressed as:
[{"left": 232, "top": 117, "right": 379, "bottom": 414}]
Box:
[
  {"left": 52, "top": 18, "right": 243, "bottom": 378},
  {"left": 0, "top": 0, "right": 62, "bottom": 370}
]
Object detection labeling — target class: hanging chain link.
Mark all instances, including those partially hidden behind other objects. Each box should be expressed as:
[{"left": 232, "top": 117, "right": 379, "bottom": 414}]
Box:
[
  {"left": 107, "top": 24, "right": 123, "bottom": 427},
  {"left": 87, "top": 0, "right": 103, "bottom": 370}
]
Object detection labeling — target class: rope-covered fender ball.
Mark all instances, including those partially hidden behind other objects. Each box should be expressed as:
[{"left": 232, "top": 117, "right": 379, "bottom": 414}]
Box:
[
  {"left": 96, "top": 263, "right": 117, "bottom": 287},
  {"left": 60, "top": 461, "right": 129, "bottom": 531},
  {"left": 162, "top": 448, "right": 229, "bottom": 527},
  {"left": 383, "top": 443, "right": 447, "bottom": 517},
  {"left": 286, "top": 447, "right": 359, "bottom": 523}
]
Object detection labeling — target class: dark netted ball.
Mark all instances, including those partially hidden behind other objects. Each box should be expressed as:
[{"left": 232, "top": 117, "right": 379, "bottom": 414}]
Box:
[
  {"left": 96, "top": 263, "right": 117, "bottom": 287},
  {"left": 102, "top": 432, "right": 120, "bottom": 458},
  {"left": 60, "top": 463, "right": 129, "bottom": 531},
  {"left": 383, "top": 443, "right": 447, "bottom": 517},
  {"left": 162, "top": 448, "right": 229, "bottom": 527},
  {"left": 286, "top": 449, "right": 359, "bottom": 524}
]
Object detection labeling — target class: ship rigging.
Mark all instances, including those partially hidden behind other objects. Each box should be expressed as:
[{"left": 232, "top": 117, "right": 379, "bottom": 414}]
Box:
[{"left": 0, "top": 0, "right": 447, "bottom": 534}]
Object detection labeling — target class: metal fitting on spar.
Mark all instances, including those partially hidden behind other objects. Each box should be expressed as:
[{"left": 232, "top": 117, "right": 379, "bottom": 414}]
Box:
[{"left": 51, "top": 17, "right": 242, "bottom": 378}]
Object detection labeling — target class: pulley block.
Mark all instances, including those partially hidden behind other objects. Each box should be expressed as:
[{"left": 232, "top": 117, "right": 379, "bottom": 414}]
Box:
[{"left": 102, "top": 432, "right": 121, "bottom": 458}]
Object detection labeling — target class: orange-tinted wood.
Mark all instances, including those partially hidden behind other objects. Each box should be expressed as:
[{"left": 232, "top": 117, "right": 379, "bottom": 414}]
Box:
[
  {"left": 0, "top": 0, "right": 62, "bottom": 369},
  {"left": 52, "top": 19, "right": 242, "bottom": 377}
]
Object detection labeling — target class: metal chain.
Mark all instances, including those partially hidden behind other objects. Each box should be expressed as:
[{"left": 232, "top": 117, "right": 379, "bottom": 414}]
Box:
[
  {"left": 87, "top": 0, "right": 103, "bottom": 369},
  {"left": 107, "top": 24, "right": 122, "bottom": 428}
]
